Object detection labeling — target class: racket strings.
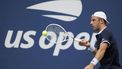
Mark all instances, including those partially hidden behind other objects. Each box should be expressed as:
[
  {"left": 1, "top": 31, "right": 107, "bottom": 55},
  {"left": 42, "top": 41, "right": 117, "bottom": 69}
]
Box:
[{"left": 45, "top": 23, "right": 77, "bottom": 44}]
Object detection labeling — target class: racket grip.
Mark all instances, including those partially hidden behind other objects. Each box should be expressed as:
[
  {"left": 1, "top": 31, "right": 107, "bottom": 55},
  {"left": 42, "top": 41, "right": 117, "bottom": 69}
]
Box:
[{"left": 74, "top": 38, "right": 81, "bottom": 42}]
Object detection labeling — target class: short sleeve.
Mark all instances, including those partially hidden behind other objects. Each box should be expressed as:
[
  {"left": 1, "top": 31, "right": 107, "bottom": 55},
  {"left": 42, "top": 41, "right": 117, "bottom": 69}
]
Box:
[{"left": 100, "top": 32, "right": 111, "bottom": 46}]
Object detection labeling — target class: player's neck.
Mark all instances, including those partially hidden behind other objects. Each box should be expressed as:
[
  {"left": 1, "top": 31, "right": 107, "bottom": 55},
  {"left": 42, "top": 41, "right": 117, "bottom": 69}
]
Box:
[{"left": 98, "top": 26, "right": 107, "bottom": 34}]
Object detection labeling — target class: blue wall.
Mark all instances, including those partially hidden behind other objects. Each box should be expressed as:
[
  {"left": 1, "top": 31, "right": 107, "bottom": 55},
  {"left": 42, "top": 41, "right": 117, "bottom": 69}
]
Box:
[{"left": 0, "top": 0, "right": 122, "bottom": 69}]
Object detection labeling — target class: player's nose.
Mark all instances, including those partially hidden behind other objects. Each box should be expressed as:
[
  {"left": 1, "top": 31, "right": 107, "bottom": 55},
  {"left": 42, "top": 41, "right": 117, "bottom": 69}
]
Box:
[
  {"left": 90, "top": 21, "right": 94, "bottom": 28},
  {"left": 90, "top": 21, "right": 93, "bottom": 25}
]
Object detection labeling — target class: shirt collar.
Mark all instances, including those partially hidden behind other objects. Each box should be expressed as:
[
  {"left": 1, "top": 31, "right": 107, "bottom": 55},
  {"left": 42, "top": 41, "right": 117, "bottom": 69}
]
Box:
[{"left": 97, "top": 26, "right": 107, "bottom": 34}]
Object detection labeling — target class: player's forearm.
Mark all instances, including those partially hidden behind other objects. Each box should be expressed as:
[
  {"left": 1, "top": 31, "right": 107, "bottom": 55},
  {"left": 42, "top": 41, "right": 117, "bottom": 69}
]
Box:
[
  {"left": 89, "top": 48, "right": 106, "bottom": 66},
  {"left": 94, "top": 43, "right": 108, "bottom": 61},
  {"left": 94, "top": 48, "right": 106, "bottom": 61},
  {"left": 90, "top": 43, "right": 108, "bottom": 66}
]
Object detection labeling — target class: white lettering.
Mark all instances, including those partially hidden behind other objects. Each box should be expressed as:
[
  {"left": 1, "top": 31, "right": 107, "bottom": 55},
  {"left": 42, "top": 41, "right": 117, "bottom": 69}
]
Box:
[
  {"left": 4, "top": 30, "right": 96, "bottom": 56},
  {"left": 74, "top": 32, "right": 90, "bottom": 50},
  {"left": 20, "top": 31, "right": 36, "bottom": 49},
  {"left": 53, "top": 32, "right": 74, "bottom": 56},
  {"left": 39, "top": 31, "right": 57, "bottom": 49},
  {"left": 5, "top": 30, "right": 23, "bottom": 48}
]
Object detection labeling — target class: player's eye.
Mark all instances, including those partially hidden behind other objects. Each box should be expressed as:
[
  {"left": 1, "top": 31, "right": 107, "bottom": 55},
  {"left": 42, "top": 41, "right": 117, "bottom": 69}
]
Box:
[{"left": 92, "top": 19, "right": 95, "bottom": 21}]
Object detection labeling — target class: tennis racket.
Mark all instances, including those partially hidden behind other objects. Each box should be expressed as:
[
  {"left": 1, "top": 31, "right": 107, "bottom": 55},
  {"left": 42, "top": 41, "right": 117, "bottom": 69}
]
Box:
[{"left": 44, "top": 23, "right": 82, "bottom": 43}]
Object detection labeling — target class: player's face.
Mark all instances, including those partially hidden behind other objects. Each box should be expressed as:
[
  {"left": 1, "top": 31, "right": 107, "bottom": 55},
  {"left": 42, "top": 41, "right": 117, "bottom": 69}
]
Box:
[{"left": 90, "top": 16, "right": 100, "bottom": 32}]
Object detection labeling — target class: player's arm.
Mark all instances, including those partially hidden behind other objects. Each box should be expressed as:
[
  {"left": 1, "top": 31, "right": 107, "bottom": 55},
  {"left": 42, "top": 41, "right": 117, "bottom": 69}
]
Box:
[
  {"left": 84, "top": 42, "right": 109, "bottom": 69},
  {"left": 94, "top": 42, "right": 108, "bottom": 62}
]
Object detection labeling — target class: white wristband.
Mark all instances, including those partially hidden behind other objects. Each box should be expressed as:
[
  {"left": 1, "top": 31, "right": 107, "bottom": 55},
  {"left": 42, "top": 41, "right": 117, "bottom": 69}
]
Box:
[{"left": 90, "top": 57, "right": 99, "bottom": 65}]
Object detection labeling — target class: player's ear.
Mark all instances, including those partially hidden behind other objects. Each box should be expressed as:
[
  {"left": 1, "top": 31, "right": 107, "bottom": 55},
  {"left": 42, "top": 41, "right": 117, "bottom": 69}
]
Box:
[
  {"left": 102, "top": 19, "right": 105, "bottom": 23},
  {"left": 99, "top": 18, "right": 104, "bottom": 24}
]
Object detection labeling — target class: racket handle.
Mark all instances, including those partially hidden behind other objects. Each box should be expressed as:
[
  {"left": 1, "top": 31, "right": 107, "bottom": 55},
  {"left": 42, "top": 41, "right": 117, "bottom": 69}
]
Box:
[{"left": 74, "top": 38, "right": 81, "bottom": 42}]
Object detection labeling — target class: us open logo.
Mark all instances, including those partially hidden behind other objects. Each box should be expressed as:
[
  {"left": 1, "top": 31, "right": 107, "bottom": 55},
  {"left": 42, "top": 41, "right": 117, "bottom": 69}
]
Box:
[
  {"left": 26, "top": 0, "right": 82, "bottom": 22},
  {"left": 4, "top": 0, "right": 96, "bottom": 56}
]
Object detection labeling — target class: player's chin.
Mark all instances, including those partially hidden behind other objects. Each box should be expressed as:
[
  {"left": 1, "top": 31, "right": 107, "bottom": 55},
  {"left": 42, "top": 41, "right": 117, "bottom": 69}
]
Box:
[
  {"left": 92, "top": 28, "right": 98, "bottom": 32},
  {"left": 91, "top": 26, "right": 95, "bottom": 30}
]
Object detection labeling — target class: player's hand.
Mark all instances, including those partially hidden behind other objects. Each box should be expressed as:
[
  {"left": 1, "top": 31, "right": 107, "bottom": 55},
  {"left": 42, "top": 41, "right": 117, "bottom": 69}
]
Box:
[
  {"left": 79, "top": 39, "right": 90, "bottom": 47},
  {"left": 84, "top": 64, "right": 94, "bottom": 69}
]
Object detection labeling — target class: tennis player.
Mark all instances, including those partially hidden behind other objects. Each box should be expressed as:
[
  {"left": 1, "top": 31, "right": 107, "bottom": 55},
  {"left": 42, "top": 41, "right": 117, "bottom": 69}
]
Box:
[{"left": 79, "top": 11, "right": 121, "bottom": 69}]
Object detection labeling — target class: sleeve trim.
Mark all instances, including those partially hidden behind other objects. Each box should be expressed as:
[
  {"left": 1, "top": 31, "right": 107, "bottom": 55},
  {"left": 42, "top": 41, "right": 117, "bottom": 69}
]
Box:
[{"left": 101, "top": 40, "right": 110, "bottom": 46}]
